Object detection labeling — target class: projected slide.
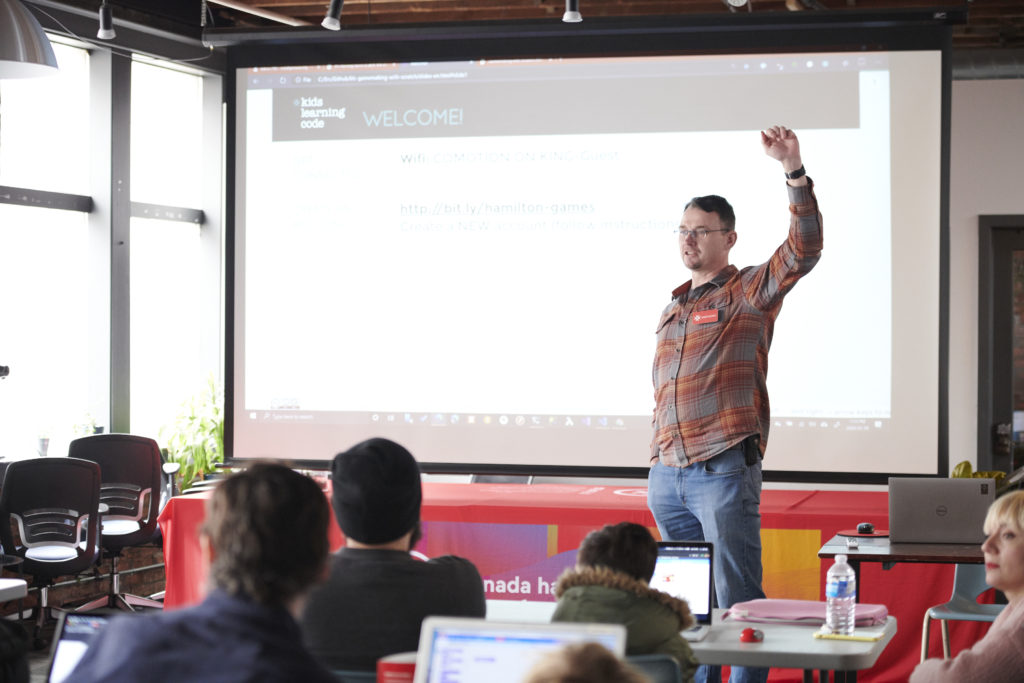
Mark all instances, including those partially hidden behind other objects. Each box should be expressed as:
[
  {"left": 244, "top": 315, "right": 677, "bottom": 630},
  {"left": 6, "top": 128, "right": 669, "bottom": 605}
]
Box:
[{"left": 232, "top": 49, "right": 942, "bottom": 476}]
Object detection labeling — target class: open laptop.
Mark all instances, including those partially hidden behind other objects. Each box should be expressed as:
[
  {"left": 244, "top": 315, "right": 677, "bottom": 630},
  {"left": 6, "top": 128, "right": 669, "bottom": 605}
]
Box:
[
  {"left": 888, "top": 477, "right": 995, "bottom": 544},
  {"left": 413, "top": 616, "right": 626, "bottom": 683},
  {"left": 46, "top": 612, "right": 111, "bottom": 683},
  {"left": 648, "top": 540, "right": 715, "bottom": 642}
]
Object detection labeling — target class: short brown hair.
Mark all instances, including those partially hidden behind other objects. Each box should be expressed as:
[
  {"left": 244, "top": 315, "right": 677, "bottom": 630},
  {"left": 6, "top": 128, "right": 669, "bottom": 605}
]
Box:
[
  {"left": 577, "top": 522, "right": 659, "bottom": 583},
  {"left": 203, "top": 463, "right": 329, "bottom": 606},
  {"left": 523, "top": 642, "right": 651, "bottom": 683},
  {"left": 683, "top": 194, "right": 736, "bottom": 230}
]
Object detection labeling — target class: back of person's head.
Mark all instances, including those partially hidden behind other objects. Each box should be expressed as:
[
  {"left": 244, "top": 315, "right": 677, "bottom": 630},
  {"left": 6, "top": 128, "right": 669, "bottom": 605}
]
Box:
[
  {"left": 683, "top": 194, "right": 736, "bottom": 230},
  {"left": 577, "top": 522, "right": 658, "bottom": 583},
  {"left": 203, "top": 462, "right": 329, "bottom": 606},
  {"left": 331, "top": 437, "right": 422, "bottom": 544},
  {"left": 984, "top": 490, "right": 1024, "bottom": 535},
  {"left": 523, "top": 642, "right": 651, "bottom": 683}
]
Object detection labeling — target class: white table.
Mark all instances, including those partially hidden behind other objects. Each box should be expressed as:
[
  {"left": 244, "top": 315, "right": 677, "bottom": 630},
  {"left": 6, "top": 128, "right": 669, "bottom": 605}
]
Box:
[
  {"left": 0, "top": 577, "right": 27, "bottom": 601},
  {"left": 486, "top": 601, "right": 897, "bottom": 682},
  {"left": 693, "top": 610, "right": 897, "bottom": 682}
]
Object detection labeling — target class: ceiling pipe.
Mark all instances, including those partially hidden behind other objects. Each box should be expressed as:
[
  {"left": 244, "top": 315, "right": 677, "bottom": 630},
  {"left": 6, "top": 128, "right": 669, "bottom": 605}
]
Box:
[{"left": 206, "top": 0, "right": 312, "bottom": 27}]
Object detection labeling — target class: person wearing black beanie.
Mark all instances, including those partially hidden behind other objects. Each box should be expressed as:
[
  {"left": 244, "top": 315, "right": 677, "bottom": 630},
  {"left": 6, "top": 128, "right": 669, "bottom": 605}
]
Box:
[
  {"left": 331, "top": 437, "right": 422, "bottom": 545},
  {"left": 300, "top": 438, "right": 486, "bottom": 672}
]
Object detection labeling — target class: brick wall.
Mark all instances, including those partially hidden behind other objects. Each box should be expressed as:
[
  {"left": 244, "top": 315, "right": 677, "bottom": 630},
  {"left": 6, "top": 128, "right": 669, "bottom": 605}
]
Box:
[{"left": 1, "top": 545, "right": 166, "bottom": 616}]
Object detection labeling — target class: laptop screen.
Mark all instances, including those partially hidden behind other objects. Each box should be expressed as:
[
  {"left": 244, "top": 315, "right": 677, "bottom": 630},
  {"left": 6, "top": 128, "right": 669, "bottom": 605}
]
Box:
[
  {"left": 413, "top": 617, "right": 626, "bottom": 683},
  {"left": 47, "top": 613, "right": 111, "bottom": 683},
  {"left": 649, "top": 541, "right": 714, "bottom": 624}
]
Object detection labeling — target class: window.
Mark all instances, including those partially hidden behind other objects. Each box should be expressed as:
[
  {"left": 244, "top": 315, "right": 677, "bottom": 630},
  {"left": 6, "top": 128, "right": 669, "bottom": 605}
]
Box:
[
  {"left": 0, "top": 205, "right": 95, "bottom": 457},
  {"left": 0, "top": 42, "right": 90, "bottom": 194},
  {"left": 0, "top": 42, "right": 95, "bottom": 458},
  {"left": 129, "top": 58, "right": 213, "bottom": 440},
  {"left": 130, "top": 58, "right": 204, "bottom": 208},
  {"left": 129, "top": 218, "right": 205, "bottom": 440}
]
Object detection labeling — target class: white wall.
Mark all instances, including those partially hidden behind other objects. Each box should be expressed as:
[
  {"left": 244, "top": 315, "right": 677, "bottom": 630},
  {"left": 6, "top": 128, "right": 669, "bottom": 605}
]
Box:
[{"left": 948, "top": 79, "right": 1024, "bottom": 471}]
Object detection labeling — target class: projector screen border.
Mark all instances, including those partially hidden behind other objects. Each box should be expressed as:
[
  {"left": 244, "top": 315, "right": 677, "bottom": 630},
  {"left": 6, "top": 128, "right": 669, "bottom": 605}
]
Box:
[{"left": 223, "top": 15, "right": 953, "bottom": 483}]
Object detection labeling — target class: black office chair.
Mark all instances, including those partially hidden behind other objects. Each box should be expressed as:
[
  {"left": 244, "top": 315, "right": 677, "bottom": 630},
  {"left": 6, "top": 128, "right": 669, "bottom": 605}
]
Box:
[
  {"left": 147, "top": 448, "right": 180, "bottom": 545},
  {"left": 69, "top": 434, "right": 165, "bottom": 612},
  {"left": 0, "top": 457, "right": 102, "bottom": 646}
]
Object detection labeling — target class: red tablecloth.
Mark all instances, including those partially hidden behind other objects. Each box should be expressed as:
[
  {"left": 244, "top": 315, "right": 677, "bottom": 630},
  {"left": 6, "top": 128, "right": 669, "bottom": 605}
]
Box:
[{"left": 159, "top": 484, "right": 991, "bottom": 682}]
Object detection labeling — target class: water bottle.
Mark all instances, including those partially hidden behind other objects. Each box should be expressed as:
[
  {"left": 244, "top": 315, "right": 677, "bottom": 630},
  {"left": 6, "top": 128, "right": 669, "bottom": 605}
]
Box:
[{"left": 825, "top": 554, "right": 857, "bottom": 635}]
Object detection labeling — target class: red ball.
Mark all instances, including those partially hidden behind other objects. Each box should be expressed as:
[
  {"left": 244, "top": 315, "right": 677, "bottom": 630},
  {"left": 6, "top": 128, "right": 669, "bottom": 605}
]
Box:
[{"left": 739, "top": 627, "right": 764, "bottom": 643}]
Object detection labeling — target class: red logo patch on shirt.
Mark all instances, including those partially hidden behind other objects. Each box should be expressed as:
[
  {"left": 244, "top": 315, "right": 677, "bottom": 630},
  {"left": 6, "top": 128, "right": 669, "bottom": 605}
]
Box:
[{"left": 692, "top": 309, "right": 719, "bottom": 324}]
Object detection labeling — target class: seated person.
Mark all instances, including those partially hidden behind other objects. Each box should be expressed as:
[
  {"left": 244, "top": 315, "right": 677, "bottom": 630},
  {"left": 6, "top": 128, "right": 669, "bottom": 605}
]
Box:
[
  {"left": 300, "top": 437, "right": 486, "bottom": 670},
  {"left": 551, "top": 522, "right": 698, "bottom": 682},
  {"left": 910, "top": 489, "right": 1024, "bottom": 682},
  {"left": 69, "top": 463, "right": 337, "bottom": 682},
  {"left": 0, "top": 621, "right": 28, "bottom": 683},
  {"left": 523, "top": 642, "right": 651, "bottom": 683}
]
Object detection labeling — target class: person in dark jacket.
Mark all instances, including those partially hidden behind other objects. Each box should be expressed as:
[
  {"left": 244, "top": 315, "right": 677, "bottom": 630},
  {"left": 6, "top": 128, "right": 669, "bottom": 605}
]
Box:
[
  {"left": 300, "top": 438, "right": 486, "bottom": 671},
  {"left": 68, "top": 463, "right": 337, "bottom": 683},
  {"left": 551, "top": 522, "right": 698, "bottom": 682}
]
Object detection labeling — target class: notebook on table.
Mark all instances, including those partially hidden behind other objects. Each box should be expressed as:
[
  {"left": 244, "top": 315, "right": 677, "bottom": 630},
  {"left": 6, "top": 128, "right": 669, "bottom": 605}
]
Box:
[
  {"left": 888, "top": 477, "right": 995, "bottom": 544},
  {"left": 46, "top": 612, "right": 111, "bottom": 683},
  {"left": 648, "top": 540, "right": 714, "bottom": 642},
  {"left": 412, "top": 616, "right": 626, "bottom": 683}
]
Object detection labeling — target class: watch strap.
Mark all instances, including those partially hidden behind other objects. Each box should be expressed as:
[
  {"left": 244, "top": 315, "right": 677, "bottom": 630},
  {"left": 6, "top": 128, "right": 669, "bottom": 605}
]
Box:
[{"left": 784, "top": 165, "right": 806, "bottom": 180}]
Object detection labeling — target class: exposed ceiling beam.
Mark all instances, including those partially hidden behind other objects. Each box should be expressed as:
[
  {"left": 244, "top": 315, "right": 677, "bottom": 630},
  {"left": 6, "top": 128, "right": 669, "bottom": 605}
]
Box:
[{"left": 207, "top": 0, "right": 312, "bottom": 26}]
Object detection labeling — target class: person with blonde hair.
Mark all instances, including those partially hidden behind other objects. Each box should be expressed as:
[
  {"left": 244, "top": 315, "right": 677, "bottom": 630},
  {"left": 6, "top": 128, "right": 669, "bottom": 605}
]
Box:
[
  {"left": 910, "top": 489, "right": 1024, "bottom": 681},
  {"left": 523, "top": 642, "right": 651, "bottom": 683}
]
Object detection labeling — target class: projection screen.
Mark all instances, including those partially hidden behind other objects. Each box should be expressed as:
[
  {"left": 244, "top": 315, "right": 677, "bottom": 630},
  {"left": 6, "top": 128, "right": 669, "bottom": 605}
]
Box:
[{"left": 225, "top": 17, "right": 951, "bottom": 481}]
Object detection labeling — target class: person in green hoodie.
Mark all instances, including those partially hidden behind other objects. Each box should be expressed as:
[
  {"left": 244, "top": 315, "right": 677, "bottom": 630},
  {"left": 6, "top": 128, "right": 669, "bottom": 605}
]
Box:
[{"left": 551, "top": 522, "right": 699, "bottom": 682}]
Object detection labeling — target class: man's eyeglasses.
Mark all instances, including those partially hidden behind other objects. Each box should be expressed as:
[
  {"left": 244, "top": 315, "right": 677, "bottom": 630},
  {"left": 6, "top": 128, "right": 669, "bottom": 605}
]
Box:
[{"left": 677, "top": 227, "right": 730, "bottom": 240}]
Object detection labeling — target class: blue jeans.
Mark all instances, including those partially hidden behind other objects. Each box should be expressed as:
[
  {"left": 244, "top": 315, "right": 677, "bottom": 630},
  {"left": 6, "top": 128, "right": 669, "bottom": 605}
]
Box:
[{"left": 647, "top": 448, "right": 768, "bottom": 683}]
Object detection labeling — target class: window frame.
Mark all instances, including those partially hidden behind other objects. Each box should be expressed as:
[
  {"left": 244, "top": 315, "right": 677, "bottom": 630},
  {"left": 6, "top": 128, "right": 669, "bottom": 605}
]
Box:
[{"left": 0, "top": 25, "right": 225, "bottom": 436}]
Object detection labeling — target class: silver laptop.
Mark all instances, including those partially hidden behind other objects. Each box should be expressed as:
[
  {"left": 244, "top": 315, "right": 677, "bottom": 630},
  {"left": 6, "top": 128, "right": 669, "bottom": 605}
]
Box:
[
  {"left": 888, "top": 477, "right": 995, "bottom": 544},
  {"left": 413, "top": 616, "right": 626, "bottom": 683},
  {"left": 649, "top": 540, "right": 714, "bottom": 642}
]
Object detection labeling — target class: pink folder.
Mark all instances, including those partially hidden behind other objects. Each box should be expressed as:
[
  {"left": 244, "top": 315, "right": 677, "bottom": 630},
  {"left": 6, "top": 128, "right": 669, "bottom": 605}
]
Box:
[{"left": 726, "top": 599, "right": 888, "bottom": 627}]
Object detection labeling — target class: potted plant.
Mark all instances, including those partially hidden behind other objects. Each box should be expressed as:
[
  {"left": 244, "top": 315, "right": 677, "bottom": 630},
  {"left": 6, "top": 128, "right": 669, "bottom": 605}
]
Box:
[{"left": 160, "top": 375, "right": 224, "bottom": 490}]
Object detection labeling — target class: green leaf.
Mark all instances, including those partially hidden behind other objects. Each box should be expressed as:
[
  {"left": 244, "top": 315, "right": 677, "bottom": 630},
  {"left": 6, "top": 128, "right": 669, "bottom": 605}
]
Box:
[{"left": 159, "top": 372, "right": 224, "bottom": 489}]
